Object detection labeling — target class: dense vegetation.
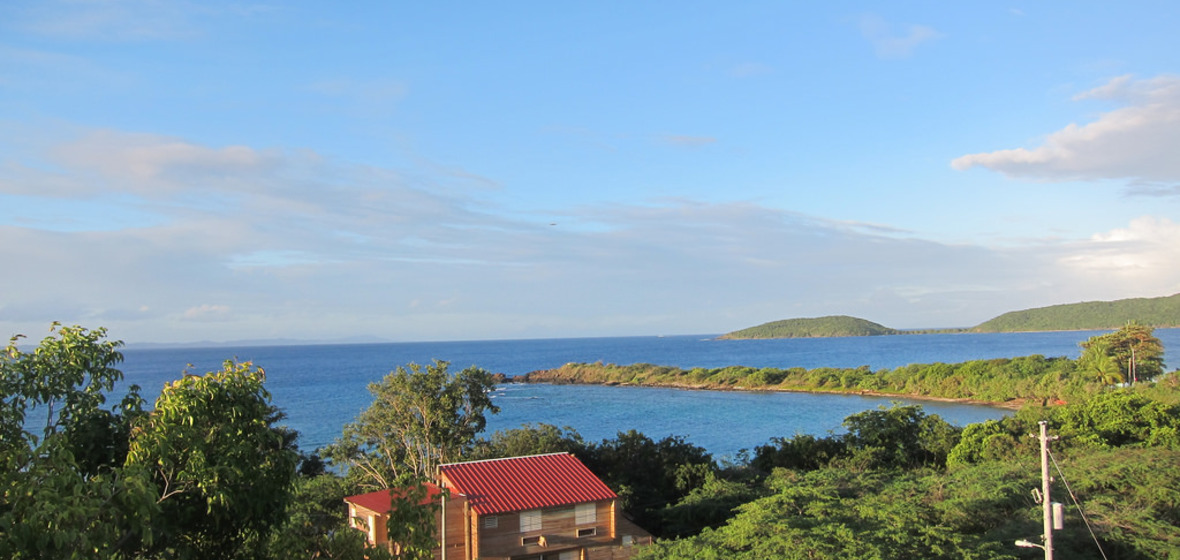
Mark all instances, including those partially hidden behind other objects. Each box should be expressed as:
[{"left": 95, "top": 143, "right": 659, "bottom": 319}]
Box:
[
  {"left": 521, "top": 354, "right": 1101, "bottom": 406},
  {"left": 5, "top": 323, "right": 1178, "bottom": 559},
  {"left": 972, "top": 293, "right": 1180, "bottom": 332},
  {"left": 719, "top": 315, "right": 899, "bottom": 339}
]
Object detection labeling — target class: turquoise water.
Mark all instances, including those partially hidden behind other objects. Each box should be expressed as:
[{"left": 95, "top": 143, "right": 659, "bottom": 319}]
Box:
[{"left": 116, "top": 329, "right": 1180, "bottom": 459}]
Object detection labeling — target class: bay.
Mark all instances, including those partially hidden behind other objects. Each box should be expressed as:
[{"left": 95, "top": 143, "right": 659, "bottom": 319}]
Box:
[{"left": 117, "top": 328, "right": 1180, "bottom": 459}]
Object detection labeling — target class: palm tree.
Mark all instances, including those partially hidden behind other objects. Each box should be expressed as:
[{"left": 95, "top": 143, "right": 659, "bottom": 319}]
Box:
[
  {"left": 1079, "top": 340, "right": 1125, "bottom": 386},
  {"left": 1078, "top": 323, "right": 1166, "bottom": 385}
]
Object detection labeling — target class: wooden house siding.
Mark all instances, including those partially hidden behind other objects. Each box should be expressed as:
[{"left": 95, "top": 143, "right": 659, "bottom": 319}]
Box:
[
  {"left": 469, "top": 499, "right": 616, "bottom": 559},
  {"left": 346, "top": 454, "right": 650, "bottom": 560}
]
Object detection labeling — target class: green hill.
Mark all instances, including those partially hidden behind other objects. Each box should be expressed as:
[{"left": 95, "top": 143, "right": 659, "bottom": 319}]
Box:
[
  {"left": 719, "top": 315, "right": 898, "bottom": 339},
  {"left": 972, "top": 293, "right": 1180, "bottom": 332}
]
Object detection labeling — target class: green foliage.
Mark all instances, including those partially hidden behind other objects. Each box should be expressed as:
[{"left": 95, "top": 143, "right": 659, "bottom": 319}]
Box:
[
  {"left": 3, "top": 325, "right": 309, "bottom": 560},
  {"left": 973, "top": 293, "right": 1180, "bottom": 332},
  {"left": 125, "top": 360, "right": 299, "bottom": 559},
  {"left": 326, "top": 360, "right": 500, "bottom": 489},
  {"left": 840, "top": 404, "right": 960, "bottom": 470},
  {"left": 268, "top": 474, "right": 359, "bottom": 558},
  {"left": 383, "top": 478, "right": 441, "bottom": 560},
  {"left": 753, "top": 404, "right": 960, "bottom": 473},
  {"left": 637, "top": 467, "right": 1022, "bottom": 560},
  {"left": 1061, "top": 447, "right": 1180, "bottom": 558},
  {"left": 946, "top": 419, "right": 1029, "bottom": 469},
  {"left": 1, "top": 323, "right": 131, "bottom": 455},
  {"left": 659, "top": 472, "right": 763, "bottom": 538},
  {"left": 469, "top": 423, "right": 586, "bottom": 460},
  {"left": 577, "top": 430, "right": 716, "bottom": 537},
  {"left": 752, "top": 433, "right": 847, "bottom": 472},
  {"left": 720, "top": 315, "right": 899, "bottom": 339},
  {"left": 1, "top": 324, "right": 157, "bottom": 559},
  {"left": 1078, "top": 323, "right": 1166, "bottom": 383},
  {"left": 1054, "top": 389, "right": 1180, "bottom": 449},
  {"left": 527, "top": 354, "right": 1094, "bottom": 406},
  {"left": 644, "top": 443, "right": 1180, "bottom": 559}
]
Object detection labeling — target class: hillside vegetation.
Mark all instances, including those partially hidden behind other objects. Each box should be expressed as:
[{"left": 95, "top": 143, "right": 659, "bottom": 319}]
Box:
[
  {"left": 972, "top": 293, "right": 1180, "bottom": 332},
  {"left": 720, "top": 293, "right": 1180, "bottom": 338},
  {"left": 719, "top": 315, "right": 899, "bottom": 339}
]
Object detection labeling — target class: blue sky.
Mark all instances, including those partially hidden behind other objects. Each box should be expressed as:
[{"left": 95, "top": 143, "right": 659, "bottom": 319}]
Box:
[{"left": 2, "top": 1, "right": 1178, "bottom": 344}]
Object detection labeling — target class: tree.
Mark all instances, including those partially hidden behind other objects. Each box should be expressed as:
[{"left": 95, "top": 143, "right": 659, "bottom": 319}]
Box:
[
  {"left": 326, "top": 360, "right": 500, "bottom": 489},
  {"left": 578, "top": 430, "right": 715, "bottom": 535},
  {"left": 839, "top": 404, "right": 960, "bottom": 470},
  {"left": 1, "top": 324, "right": 156, "bottom": 559},
  {"left": 469, "top": 423, "right": 586, "bottom": 461},
  {"left": 1079, "top": 323, "right": 1165, "bottom": 384},
  {"left": 267, "top": 473, "right": 394, "bottom": 560},
  {"left": 125, "top": 360, "right": 299, "bottom": 559},
  {"left": 1078, "top": 339, "right": 1125, "bottom": 385},
  {"left": 383, "top": 476, "right": 441, "bottom": 560}
]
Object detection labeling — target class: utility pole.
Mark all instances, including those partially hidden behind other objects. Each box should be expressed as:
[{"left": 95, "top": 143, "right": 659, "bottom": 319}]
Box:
[
  {"left": 1040, "top": 420, "right": 1054, "bottom": 560},
  {"left": 1016, "top": 421, "right": 1059, "bottom": 559}
]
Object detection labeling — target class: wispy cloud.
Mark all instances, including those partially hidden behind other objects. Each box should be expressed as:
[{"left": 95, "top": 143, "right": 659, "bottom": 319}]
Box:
[
  {"left": 3, "top": 128, "right": 1177, "bottom": 342},
  {"left": 658, "top": 135, "right": 717, "bottom": 148},
  {"left": 952, "top": 75, "right": 1180, "bottom": 184},
  {"left": 305, "top": 78, "right": 409, "bottom": 118},
  {"left": 13, "top": 0, "right": 275, "bottom": 42},
  {"left": 858, "top": 14, "right": 944, "bottom": 59},
  {"left": 183, "top": 303, "right": 231, "bottom": 321}
]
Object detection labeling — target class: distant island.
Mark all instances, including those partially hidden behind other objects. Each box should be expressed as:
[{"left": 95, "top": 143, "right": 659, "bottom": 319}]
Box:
[
  {"left": 718, "top": 316, "right": 898, "bottom": 339},
  {"left": 721, "top": 293, "right": 1180, "bottom": 339}
]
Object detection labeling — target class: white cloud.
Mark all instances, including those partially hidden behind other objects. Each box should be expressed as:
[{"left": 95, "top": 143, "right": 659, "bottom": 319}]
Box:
[
  {"left": 1058, "top": 216, "right": 1180, "bottom": 294},
  {"left": 952, "top": 75, "right": 1180, "bottom": 184},
  {"left": 44, "top": 130, "right": 278, "bottom": 196},
  {"left": 858, "top": 14, "right": 943, "bottom": 59},
  {"left": 3, "top": 128, "right": 1179, "bottom": 343},
  {"left": 183, "top": 304, "right": 231, "bottom": 321}
]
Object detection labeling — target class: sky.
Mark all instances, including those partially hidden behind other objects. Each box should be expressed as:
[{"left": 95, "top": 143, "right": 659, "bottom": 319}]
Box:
[{"left": 1, "top": 1, "right": 1179, "bottom": 344}]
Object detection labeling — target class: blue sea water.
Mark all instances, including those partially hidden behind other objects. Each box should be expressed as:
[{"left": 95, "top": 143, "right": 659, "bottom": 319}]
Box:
[{"left": 116, "top": 329, "right": 1180, "bottom": 459}]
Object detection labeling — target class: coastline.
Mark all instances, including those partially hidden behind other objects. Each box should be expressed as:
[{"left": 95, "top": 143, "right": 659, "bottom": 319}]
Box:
[{"left": 506, "top": 375, "right": 1028, "bottom": 410}]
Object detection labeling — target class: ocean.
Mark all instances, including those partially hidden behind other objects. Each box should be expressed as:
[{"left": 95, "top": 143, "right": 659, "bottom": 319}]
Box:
[{"left": 116, "top": 329, "right": 1180, "bottom": 459}]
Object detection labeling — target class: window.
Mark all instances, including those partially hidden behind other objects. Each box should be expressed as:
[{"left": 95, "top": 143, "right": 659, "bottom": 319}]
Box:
[
  {"left": 577, "top": 527, "right": 597, "bottom": 538},
  {"left": 350, "top": 514, "right": 369, "bottom": 531},
  {"left": 575, "top": 503, "right": 596, "bottom": 525},
  {"left": 559, "top": 552, "right": 578, "bottom": 560},
  {"left": 520, "top": 509, "right": 542, "bottom": 532},
  {"left": 521, "top": 535, "right": 542, "bottom": 546},
  {"left": 483, "top": 515, "right": 498, "bottom": 529}
]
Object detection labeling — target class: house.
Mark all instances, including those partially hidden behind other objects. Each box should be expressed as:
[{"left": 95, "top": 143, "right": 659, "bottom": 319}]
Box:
[
  {"left": 344, "top": 482, "right": 446, "bottom": 553},
  {"left": 344, "top": 452, "right": 652, "bottom": 560}
]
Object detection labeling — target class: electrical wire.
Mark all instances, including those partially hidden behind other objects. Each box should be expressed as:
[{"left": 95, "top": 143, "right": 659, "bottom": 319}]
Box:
[{"left": 1048, "top": 449, "right": 1109, "bottom": 560}]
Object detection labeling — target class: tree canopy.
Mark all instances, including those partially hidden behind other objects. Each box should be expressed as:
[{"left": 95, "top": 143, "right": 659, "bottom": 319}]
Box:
[
  {"left": 126, "top": 361, "right": 299, "bottom": 559},
  {"left": 326, "top": 360, "right": 500, "bottom": 489},
  {"left": 1, "top": 325, "right": 299, "bottom": 560},
  {"left": 1078, "top": 323, "right": 1165, "bottom": 384}
]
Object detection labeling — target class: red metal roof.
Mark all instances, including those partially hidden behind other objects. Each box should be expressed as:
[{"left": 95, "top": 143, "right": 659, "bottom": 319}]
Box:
[
  {"left": 344, "top": 482, "right": 444, "bottom": 513},
  {"left": 438, "top": 453, "right": 617, "bottom": 515}
]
